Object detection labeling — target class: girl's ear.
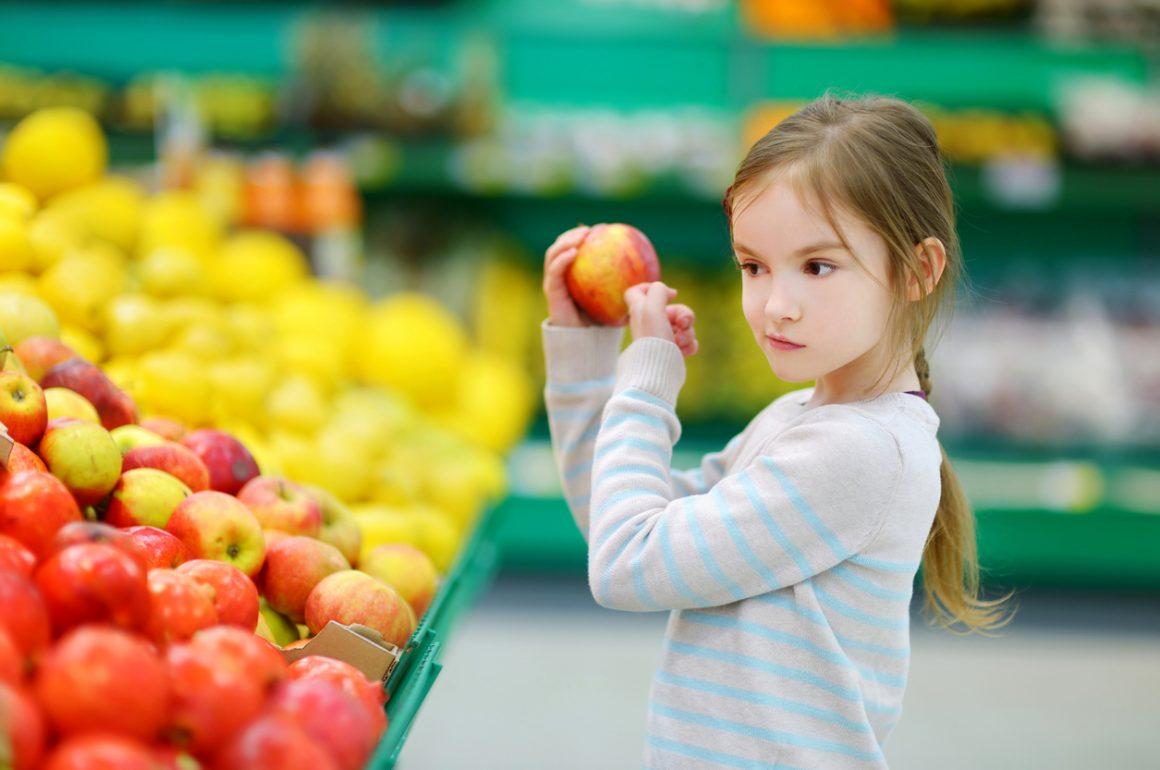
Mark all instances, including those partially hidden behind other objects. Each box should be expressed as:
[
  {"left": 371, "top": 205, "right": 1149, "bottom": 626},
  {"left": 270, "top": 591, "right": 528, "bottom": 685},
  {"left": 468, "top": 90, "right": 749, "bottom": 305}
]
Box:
[{"left": 908, "top": 237, "right": 947, "bottom": 301}]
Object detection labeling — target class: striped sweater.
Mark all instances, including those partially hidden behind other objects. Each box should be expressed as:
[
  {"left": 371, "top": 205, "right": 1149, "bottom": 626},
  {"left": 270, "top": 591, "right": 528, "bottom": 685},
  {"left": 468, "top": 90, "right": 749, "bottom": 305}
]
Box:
[{"left": 543, "top": 321, "right": 943, "bottom": 769}]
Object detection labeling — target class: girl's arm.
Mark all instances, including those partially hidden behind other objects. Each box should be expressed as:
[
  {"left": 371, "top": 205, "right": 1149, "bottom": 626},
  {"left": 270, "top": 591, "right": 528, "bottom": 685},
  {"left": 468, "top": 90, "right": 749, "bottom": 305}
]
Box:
[
  {"left": 589, "top": 337, "right": 904, "bottom": 612},
  {"left": 669, "top": 435, "right": 743, "bottom": 498}
]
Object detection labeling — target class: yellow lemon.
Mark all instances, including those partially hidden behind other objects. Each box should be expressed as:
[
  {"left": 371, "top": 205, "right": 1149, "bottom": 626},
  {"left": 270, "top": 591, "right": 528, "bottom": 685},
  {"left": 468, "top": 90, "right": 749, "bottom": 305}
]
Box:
[
  {"left": 0, "top": 217, "right": 33, "bottom": 272},
  {"left": 38, "top": 249, "right": 126, "bottom": 332},
  {"left": 44, "top": 387, "right": 100, "bottom": 424},
  {"left": 100, "top": 355, "right": 139, "bottom": 396},
  {"left": 273, "top": 281, "right": 367, "bottom": 364},
  {"left": 135, "top": 349, "right": 213, "bottom": 426},
  {"left": 410, "top": 505, "right": 461, "bottom": 573},
  {"left": 224, "top": 303, "right": 276, "bottom": 353},
  {"left": 137, "top": 247, "right": 207, "bottom": 298},
  {"left": 168, "top": 316, "right": 234, "bottom": 361},
  {"left": 43, "top": 176, "right": 144, "bottom": 252},
  {"left": 370, "top": 459, "right": 424, "bottom": 506},
  {"left": 266, "top": 374, "right": 328, "bottom": 435},
  {"left": 0, "top": 183, "right": 37, "bottom": 221},
  {"left": 59, "top": 325, "right": 104, "bottom": 363},
  {"left": 288, "top": 430, "right": 374, "bottom": 504},
  {"left": 162, "top": 296, "right": 221, "bottom": 335},
  {"left": 449, "top": 351, "right": 536, "bottom": 453},
  {"left": 421, "top": 455, "right": 487, "bottom": 532},
  {"left": 351, "top": 506, "right": 420, "bottom": 561},
  {"left": 138, "top": 191, "right": 222, "bottom": 259},
  {"left": 268, "top": 429, "right": 315, "bottom": 480},
  {"left": 0, "top": 292, "right": 59, "bottom": 343},
  {"left": 208, "top": 357, "right": 277, "bottom": 424},
  {"left": 208, "top": 230, "right": 309, "bottom": 304},
  {"left": 0, "top": 107, "right": 107, "bottom": 200},
  {"left": 357, "top": 293, "right": 467, "bottom": 410},
  {"left": 274, "top": 333, "right": 345, "bottom": 394},
  {"left": 103, "top": 294, "right": 172, "bottom": 357},
  {"left": 26, "top": 212, "right": 82, "bottom": 274},
  {"left": 0, "top": 272, "right": 39, "bottom": 296}
]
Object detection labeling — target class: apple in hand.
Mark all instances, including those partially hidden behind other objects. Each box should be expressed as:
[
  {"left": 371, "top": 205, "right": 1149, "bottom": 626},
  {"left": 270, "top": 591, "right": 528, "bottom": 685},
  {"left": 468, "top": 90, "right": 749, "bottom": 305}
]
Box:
[
  {"left": 34, "top": 542, "right": 150, "bottom": 634},
  {"left": 304, "top": 483, "right": 361, "bottom": 566},
  {"left": 165, "top": 490, "right": 266, "bottom": 578},
  {"left": 37, "top": 418, "right": 122, "bottom": 506},
  {"left": 180, "top": 429, "right": 260, "bottom": 495},
  {"left": 361, "top": 543, "right": 439, "bottom": 620},
  {"left": 123, "top": 525, "right": 188, "bottom": 570},
  {"left": 104, "top": 468, "right": 191, "bottom": 529},
  {"left": 564, "top": 223, "right": 660, "bottom": 325},
  {"left": 238, "top": 476, "right": 322, "bottom": 537},
  {"left": 40, "top": 357, "right": 137, "bottom": 430},
  {"left": 144, "top": 569, "right": 218, "bottom": 646},
  {"left": 121, "top": 442, "right": 210, "bottom": 492},
  {"left": 177, "top": 559, "right": 260, "bottom": 629},
  {"left": 0, "top": 370, "right": 47, "bottom": 446},
  {"left": 261, "top": 536, "right": 349, "bottom": 623},
  {"left": 33, "top": 625, "right": 169, "bottom": 741},
  {"left": 305, "top": 569, "right": 416, "bottom": 649},
  {"left": 0, "top": 470, "right": 83, "bottom": 558}
]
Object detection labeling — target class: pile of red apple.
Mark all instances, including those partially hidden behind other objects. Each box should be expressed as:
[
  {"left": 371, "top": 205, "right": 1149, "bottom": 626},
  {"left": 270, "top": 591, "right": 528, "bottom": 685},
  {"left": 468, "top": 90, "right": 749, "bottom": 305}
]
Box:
[{"left": 0, "top": 340, "right": 440, "bottom": 768}]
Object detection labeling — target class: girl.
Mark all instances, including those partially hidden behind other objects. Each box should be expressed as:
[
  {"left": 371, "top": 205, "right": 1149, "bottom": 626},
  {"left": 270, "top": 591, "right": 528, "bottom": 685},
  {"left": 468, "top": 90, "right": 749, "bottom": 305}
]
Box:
[{"left": 540, "top": 93, "right": 1015, "bottom": 769}]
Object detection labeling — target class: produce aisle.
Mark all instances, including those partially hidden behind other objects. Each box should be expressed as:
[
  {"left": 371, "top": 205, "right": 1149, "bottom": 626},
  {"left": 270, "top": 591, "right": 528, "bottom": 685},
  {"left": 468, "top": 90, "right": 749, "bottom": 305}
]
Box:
[{"left": 0, "top": 1, "right": 1157, "bottom": 768}]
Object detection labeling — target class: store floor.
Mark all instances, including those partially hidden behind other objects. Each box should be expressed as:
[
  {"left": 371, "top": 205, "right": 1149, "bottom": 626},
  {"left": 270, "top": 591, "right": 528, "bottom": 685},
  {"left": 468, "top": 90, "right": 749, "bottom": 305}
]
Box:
[{"left": 399, "top": 575, "right": 1160, "bottom": 770}]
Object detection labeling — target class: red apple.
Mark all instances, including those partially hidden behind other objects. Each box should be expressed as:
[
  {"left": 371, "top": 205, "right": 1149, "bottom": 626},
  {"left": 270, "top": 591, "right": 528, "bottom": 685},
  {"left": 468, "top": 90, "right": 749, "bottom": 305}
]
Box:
[
  {"left": 213, "top": 715, "right": 338, "bottom": 770},
  {"left": 0, "top": 571, "right": 51, "bottom": 671},
  {"left": 0, "top": 681, "right": 47, "bottom": 770},
  {"left": 144, "top": 569, "right": 218, "bottom": 646},
  {"left": 361, "top": 543, "right": 439, "bottom": 620},
  {"left": 564, "top": 222, "right": 661, "bottom": 325},
  {"left": 0, "top": 533, "right": 36, "bottom": 577},
  {"left": 176, "top": 559, "right": 259, "bottom": 629},
  {"left": 104, "top": 467, "right": 192, "bottom": 529},
  {"left": 0, "top": 628, "right": 20, "bottom": 685},
  {"left": 261, "top": 536, "right": 349, "bottom": 623},
  {"left": 139, "top": 416, "right": 187, "bottom": 442},
  {"left": 305, "top": 570, "right": 416, "bottom": 648},
  {"left": 12, "top": 336, "right": 77, "bottom": 382},
  {"left": 33, "top": 625, "right": 169, "bottom": 741},
  {"left": 0, "top": 443, "right": 47, "bottom": 481},
  {"left": 164, "top": 640, "right": 266, "bottom": 759},
  {"left": 265, "top": 678, "right": 380, "bottom": 770},
  {"left": 121, "top": 442, "right": 210, "bottom": 493},
  {"left": 0, "top": 470, "right": 83, "bottom": 558},
  {"left": 286, "top": 656, "right": 387, "bottom": 740},
  {"left": 150, "top": 745, "right": 199, "bottom": 770},
  {"left": 37, "top": 418, "right": 122, "bottom": 506},
  {"left": 304, "top": 483, "right": 361, "bottom": 566},
  {"left": 34, "top": 542, "right": 150, "bottom": 634},
  {"left": 41, "top": 734, "right": 157, "bottom": 770},
  {"left": 238, "top": 476, "right": 322, "bottom": 537},
  {"left": 109, "top": 424, "right": 167, "bottom": 454},
  {"left": 41, "top": 357, "right": 137, "bottom": 430},
  {"left": 179, "top": 429, "right": 259, "bottom": 495},
  {"left": 47, "top": 521, "right": 135, "bottom": 561},
  {"left": 187, "top": 625, "right": 287, "bottom": 694},
  {"left": 0, "top": 370, "right": 47, "bottom": 446},
  {"left": 123, "top": 525, "right": 189, "bottom": 570},
  {"left": 165, "top": 491, "right": 266, "bottom": 578},
  {"left": 262, "top": 528, "right": 291, "bottom": 548}
]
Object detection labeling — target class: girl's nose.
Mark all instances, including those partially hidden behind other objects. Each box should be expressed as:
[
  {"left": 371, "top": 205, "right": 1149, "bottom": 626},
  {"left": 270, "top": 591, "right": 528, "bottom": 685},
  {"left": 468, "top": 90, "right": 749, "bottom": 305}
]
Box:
[{"left": 764, "top": 284, "right": 800, "bottom": 322}]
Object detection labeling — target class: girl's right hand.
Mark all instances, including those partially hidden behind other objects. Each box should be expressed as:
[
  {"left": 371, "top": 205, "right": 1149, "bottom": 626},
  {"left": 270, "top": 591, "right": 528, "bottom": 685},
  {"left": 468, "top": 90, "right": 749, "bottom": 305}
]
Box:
[{"left": 543, "top": 225, "right": 593, "bottom": 328}]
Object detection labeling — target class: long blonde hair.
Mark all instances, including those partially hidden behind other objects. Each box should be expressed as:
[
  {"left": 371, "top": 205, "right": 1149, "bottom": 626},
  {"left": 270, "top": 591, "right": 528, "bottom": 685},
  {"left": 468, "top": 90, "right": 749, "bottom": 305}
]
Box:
[{"left": 724, "top": 91, "right": 1015, "bottom": 635}]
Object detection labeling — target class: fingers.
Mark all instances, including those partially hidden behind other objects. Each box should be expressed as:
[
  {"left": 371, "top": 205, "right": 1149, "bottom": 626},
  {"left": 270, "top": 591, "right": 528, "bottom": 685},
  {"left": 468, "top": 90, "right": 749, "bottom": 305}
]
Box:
[
  {"left": 544, "top": 225, "right": 590, "bottom": 267},
  {"left": 666, "top": 303, "right": 695, "bottom": 330}
]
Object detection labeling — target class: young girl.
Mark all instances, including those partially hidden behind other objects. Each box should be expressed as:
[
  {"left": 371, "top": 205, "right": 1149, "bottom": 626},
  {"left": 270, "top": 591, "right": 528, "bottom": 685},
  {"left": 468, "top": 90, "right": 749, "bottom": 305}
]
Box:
[{"left": 540, "top": 93, "right": 1015, "bottom": 769}]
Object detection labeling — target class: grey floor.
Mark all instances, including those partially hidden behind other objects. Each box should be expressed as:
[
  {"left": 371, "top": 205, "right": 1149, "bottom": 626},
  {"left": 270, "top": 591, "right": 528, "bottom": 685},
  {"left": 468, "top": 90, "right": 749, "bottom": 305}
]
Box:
[{"left": 400, "top": 575, "right": 1160, "bottom": 770}]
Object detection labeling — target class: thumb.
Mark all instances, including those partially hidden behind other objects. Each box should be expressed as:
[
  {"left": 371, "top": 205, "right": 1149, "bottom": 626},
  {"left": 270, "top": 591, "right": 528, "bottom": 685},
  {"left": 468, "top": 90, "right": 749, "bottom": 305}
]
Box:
[{"left": 646, "top": 282, "right": 672, "bottom": 318}]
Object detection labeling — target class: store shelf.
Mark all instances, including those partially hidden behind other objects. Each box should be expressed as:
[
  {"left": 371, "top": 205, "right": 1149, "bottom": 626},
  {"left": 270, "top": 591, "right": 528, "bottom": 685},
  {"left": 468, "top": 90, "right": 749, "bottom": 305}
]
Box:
[{"left": 495, "top": 439, "right": 1160, "bottom": 590}]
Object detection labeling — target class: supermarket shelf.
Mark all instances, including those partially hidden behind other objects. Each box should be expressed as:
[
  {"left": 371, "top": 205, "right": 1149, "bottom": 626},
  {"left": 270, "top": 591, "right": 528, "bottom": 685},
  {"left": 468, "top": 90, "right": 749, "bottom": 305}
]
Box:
[{"left": 495, "top": 440, "right": 1160, "bottom": 589}]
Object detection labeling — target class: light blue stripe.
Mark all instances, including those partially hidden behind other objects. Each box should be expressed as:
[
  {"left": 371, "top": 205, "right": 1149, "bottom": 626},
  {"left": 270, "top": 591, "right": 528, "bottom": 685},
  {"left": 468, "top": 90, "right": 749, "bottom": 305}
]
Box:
[
  {"left": 564, "top": 422, "right": 600, "bottom": 453},
  {"left": 736, "top": 472, "right": 813, "bottom": 579},
  {"left": 657, "top": 516, "right": 715, "bottom": 607},
  {"left": 752, "top": 592, "right": 909, "bottom": 660},
  {"left": 594, "top": 488, "right": 642, "bottom": 520},
  {"left": 671, "top": 466, "right": 705, "bottom": 495},
  {"left": 563, "top": 459, "right": 592, "bottom": 482},
  {"left": 629, "top": 546, "right": 664, "bottom": 611},
  {"left": 619, "top": 388, "right": 676, "bottom": 414},
  {"left": 684, "top": 611, "right": 854, "bottom": 671},
  {"left": 665, "top": 640, "right": 862, "bottom": 702},
  {"left": 850, "top": 553, "right": 921, "bottom": 573},
  {"left": 595, "top": 435, "right": 668, "bottom": 464},
  {"left": 604, "top": 411, "right": 668, "bottom": 433},
  {"left": 831, "top": 563, "right": 913, "bottom": 603},
  {"left": 710, "top": 486, "right": 782, "bottom": 589},
  {"left": 682, "top": 496, "right": 747, "bottom": 602},
  {"left": 593, "top": 488, "right": 668, "bottom": 554},
  {"left": 760, "top": 457, "right": 849, "bottom": 565},
  {"left": 813, "top": 584, "right": 908, "bottom": 630},
  {"left": 551, "top": 407, "right": 594, "bottom": 421},
  {"left": 547, "top": 375, "right": 615, "bottom": 394},
  {"left": 652, "top": 703, "right": 884, "bottom": 764},
  {"left": 655, "top": 668, "right": 873, "bottom": 734},
  {"left": 594, "top": 463, "right": 668, "bottom": 489},
  {"left": 647, "top": 735, "right": 790, "bottom": 770}
]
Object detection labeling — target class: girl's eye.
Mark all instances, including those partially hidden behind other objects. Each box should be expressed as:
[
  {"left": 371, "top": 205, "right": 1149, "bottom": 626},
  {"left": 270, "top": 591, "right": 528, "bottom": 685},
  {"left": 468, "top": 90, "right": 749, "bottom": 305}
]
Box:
[
  {"left": 806, "top": 261, "right": 836, "bottom": 277},
  {"left": 734, "top": 259, "right": 765, "bottom": 277}
]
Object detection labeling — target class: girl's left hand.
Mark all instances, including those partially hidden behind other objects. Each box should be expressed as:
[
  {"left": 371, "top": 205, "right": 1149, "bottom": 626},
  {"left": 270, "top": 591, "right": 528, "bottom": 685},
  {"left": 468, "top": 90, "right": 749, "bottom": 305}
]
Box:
[{"left": 624, "top": 281, "right": 699, "bottom": 357}]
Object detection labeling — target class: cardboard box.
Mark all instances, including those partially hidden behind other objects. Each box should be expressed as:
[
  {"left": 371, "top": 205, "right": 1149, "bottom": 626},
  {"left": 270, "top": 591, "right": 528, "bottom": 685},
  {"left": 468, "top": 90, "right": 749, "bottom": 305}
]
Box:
[{"left": 281, "top": 621, "right": 403, "bottom": 682}]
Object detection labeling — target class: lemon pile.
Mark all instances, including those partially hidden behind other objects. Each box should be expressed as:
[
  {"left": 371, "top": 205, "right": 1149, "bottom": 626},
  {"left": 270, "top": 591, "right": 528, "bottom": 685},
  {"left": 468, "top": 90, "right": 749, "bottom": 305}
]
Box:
[{"left": 0, "top": 107, "right": 537, "bottom": 572}]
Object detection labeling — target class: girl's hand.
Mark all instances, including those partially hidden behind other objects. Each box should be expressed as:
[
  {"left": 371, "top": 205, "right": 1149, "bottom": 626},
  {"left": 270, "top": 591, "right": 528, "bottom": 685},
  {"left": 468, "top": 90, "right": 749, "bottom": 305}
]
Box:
[
  {"left": 624, "top": 281, "right": 699, "bottom": 357},
  {"left": 543, "top": 225, "right": 593, "bottom": 328}
]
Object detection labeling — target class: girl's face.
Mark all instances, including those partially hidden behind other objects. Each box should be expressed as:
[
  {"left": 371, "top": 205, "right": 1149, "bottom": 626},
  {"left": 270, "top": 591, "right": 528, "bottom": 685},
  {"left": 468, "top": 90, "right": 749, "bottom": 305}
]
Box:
[{"left": 731, "top": 177, "right": 899, "bottom": 396}]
